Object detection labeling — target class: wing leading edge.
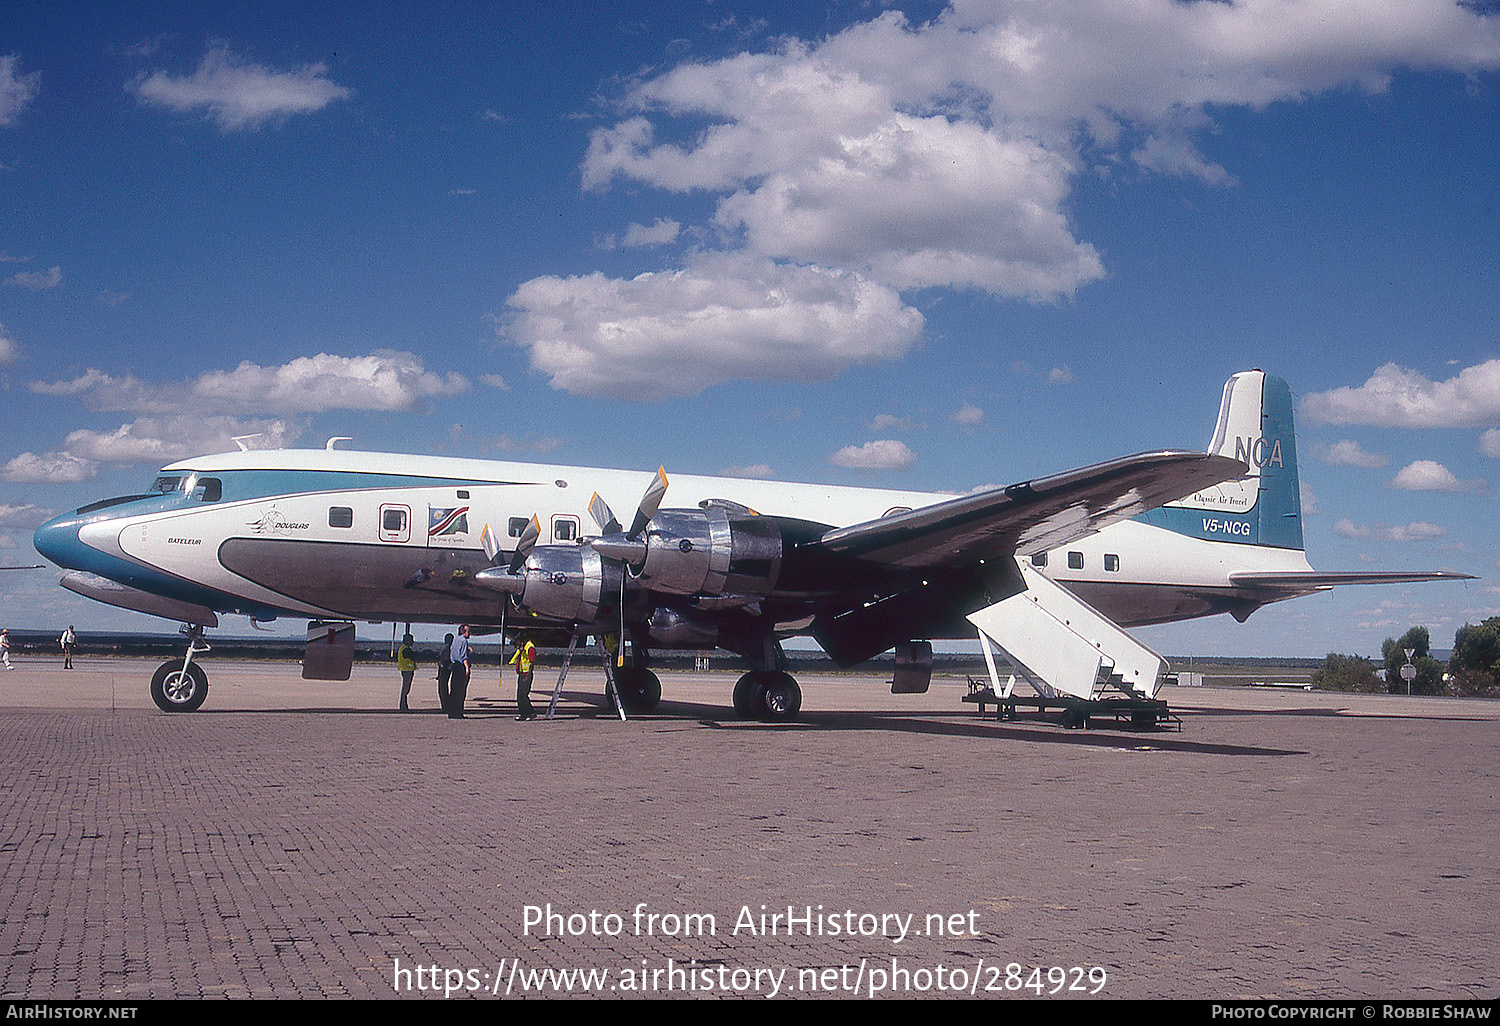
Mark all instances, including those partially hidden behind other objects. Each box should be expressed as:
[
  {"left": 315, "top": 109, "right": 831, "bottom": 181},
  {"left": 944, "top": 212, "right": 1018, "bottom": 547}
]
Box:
[{"left": 809, "top": 450, "right": 1248, "bottom": 570}]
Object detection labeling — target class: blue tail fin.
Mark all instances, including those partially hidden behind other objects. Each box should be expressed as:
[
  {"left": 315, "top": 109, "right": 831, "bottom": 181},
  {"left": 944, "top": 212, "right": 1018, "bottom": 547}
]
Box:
[{"left": 1137, "top": 370, "right": 1304, "bottom": 550}]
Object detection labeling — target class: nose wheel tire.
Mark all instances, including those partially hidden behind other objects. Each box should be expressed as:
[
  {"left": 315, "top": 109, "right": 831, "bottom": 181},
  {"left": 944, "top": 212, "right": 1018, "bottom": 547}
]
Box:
[{"left": 150, "top": 660, "right": 209, "bottom": 713}]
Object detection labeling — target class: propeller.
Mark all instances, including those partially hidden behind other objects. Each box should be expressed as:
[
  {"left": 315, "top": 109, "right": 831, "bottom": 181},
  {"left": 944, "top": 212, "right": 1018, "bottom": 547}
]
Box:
[
  {"left": 589, "top": 467, "right": 667, "bottom": 566},
  {"left": 508, "top": 514, "right": 540, "bottom": 575},
  {"left": 586, "top": 467, "right": 669, "bottom": 666},
  {"left": 627, "top": 466, "right": 668, "bottom": 540}
]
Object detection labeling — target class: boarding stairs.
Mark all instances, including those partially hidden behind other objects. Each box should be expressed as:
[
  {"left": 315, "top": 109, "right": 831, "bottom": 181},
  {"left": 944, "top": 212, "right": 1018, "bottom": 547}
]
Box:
[{"left": 967, "top": 563, "right": 1166, "bottom": 702}]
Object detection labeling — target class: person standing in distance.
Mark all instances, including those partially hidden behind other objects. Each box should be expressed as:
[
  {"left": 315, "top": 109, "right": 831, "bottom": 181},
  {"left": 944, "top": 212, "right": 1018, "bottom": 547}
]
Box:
[
  {"left": 447, "top": 625, "right": 472, "bottom": 719},
  {"left": 60, "top": 625, "right": 75, "bottom": 669},
  {"left": 1, "top": 629, "right": 13, "bottom": 670}
]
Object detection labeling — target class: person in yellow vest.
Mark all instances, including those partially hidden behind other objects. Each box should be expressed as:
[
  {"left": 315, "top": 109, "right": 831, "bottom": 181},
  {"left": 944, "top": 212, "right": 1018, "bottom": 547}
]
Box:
[
  {"left": 510, "top": 634, "right": 538, "bottom": 721},
  {"left": 396, "top": 633, "right": 418, "bottom": 711}
]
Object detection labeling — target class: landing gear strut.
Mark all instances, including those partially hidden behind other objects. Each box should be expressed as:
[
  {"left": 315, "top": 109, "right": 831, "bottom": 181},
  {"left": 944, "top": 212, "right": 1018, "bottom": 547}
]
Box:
[{"left": 149, "top": 625, "right": 211, "bottom": 712}]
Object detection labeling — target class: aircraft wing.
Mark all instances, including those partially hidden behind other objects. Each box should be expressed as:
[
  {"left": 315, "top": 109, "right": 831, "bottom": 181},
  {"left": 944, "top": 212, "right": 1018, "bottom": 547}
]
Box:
[{"left": 810, "top": 450, "right": 1246, "bottom": 570}]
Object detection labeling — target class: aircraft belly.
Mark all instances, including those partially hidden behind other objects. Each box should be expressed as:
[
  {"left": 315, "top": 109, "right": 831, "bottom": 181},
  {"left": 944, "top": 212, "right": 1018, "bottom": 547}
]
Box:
[
  {"left": 1061, "top": 580, "right": 1241, "bottom": 627},
  {"left": 218, "top": 538, "right": 503, "bottom": 623}
]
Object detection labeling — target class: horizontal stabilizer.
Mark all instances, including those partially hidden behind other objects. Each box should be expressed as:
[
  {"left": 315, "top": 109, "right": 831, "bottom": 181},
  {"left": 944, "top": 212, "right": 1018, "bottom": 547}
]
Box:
[{"left": 1230, "top": 570, "right": 1476, "bottom": 592}]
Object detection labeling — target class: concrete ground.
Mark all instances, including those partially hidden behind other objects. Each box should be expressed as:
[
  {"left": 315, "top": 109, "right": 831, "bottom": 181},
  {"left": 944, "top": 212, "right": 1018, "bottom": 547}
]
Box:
[{"left": 0, "top": 655, "right": 1495, "bottom": 1000}]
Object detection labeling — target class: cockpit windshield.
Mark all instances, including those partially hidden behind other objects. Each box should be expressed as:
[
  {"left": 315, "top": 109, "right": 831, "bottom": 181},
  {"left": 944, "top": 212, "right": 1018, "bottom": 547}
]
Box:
[{"left": 145, "top": 474, "right": 221, "bottom": 501}]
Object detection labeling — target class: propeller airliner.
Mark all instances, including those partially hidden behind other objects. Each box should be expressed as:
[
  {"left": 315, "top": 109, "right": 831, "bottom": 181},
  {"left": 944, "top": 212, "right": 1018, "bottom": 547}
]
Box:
[{"left": 31, "top": 371, "right": 1470, "bottom": 720}]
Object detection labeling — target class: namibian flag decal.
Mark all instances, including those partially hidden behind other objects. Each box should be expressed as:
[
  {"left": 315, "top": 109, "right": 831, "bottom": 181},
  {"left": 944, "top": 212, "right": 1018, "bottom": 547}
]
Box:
[{"left": 428, "top": 506, "right": 470, "bottom": 537}]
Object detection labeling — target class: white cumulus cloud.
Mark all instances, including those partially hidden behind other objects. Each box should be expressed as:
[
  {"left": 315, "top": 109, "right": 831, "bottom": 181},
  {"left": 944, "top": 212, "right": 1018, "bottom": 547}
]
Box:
[
  {"left": 32, "top": 351, "right": 468, "bottom": 415},
  {"left": 1, "top": 451, "right": 97, "bottom": 484},
  {"left": 132, "top": 46, "right": 351, "bottom": 131},
  {"left": 0, "top": 55, "right": 40, "bottom": 128},
  {"left": 1320, "top": 439, "right": 1388, "bottom": 468},
  {"left": 1301, "top": 360, "right": 1500, "bottom": 428},
  {"left": 1333, "top": 518, "right": 1447, "bottom": 542},
  {"left": 516, "top": 1, "right": 1500, "bottom": 399},
  {"left": 829, "top": 439, "right": 916, "bottom": 471},
  {"left": 6, "top": 266, "right": 62, "bottom": 290},
  {"left": 63, "top": 416, "right": 302, "bottom": 464},
  {"left": 1388, "top": 460, "right": 1485, "bottom": 493},
  {"left": 506, "top": 255, "right": 923, "bottom": 400}
]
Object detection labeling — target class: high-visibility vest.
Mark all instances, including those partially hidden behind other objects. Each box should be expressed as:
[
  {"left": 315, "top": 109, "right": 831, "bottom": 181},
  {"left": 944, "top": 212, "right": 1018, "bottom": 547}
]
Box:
[{"left": 510, "top": 641, "right": 536, "bottom": 673}]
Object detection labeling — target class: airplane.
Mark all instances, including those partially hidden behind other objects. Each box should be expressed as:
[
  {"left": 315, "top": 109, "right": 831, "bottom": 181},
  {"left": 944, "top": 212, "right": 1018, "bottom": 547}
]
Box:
[{"left": 29, "top": 370, "right": 1471, "bottom": 719}]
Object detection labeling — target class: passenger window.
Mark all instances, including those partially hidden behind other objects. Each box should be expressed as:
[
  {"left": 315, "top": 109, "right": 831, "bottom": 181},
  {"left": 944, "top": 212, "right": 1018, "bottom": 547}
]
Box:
[
  {"left": 1104, "top": 554, "right": 1120, "bottom": 572},
  {"left": 509, "top": 517, "right": 530, "bottom": 537},
  {"left": 384, "top": 508, "right": 407, "bottom": 533},
  {"left": 1031, "top": 553, "right": 1047, "bottom": 568},
  {"left": 329, "top": 507, "right": 354, "bottom": 529},
  {"left": 1068, "top": 551, "right": 1084, "bottom": 570},
  {"left": 553, "top": 516, "right": 579, "bottom": 542}
]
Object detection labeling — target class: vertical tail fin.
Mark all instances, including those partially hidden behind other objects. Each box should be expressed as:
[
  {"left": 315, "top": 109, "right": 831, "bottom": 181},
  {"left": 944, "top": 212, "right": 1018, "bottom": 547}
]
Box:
[{"left": 1138, "top": 370, "right": 1304, "bottom": 550}]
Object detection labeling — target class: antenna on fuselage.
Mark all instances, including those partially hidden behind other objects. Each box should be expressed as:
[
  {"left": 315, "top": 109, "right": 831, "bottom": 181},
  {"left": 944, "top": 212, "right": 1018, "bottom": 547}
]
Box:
[
  {"left": 325, "top": 437, "right": 354, "bottom": 450},
  {"left": 231, "top": 434, "right": 262, "bottom": 452}
]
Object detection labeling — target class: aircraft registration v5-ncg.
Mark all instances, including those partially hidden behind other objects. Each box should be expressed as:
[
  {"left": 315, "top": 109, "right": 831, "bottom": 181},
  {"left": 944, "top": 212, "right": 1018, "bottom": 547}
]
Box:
[{"left": 32, "top": 371, "right": 1470, "bottom": 720}]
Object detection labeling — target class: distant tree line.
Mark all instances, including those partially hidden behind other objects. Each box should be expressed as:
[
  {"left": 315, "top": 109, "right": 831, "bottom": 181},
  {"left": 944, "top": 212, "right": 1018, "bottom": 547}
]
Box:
[{"left": 1312, "top": 620, "right": 1500, "bottom": 697}]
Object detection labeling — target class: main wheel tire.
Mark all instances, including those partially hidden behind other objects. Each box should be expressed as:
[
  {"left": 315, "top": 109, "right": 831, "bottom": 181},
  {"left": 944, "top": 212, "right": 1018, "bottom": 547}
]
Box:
[
  {"left": 733, "top": 671, "right": 765, "bottom": 718},
  {"left": 150, "top": 660, "right": 209, "bottom": 713},
  {"left": 616, "top": 667, "right": 662, "bottom": 713},
  {"left": 755, "top": 672, "right": 802, "bottom": 722}
]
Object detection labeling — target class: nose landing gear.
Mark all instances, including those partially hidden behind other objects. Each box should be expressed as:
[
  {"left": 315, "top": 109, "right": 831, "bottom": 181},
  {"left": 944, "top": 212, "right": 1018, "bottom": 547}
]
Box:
[{"left": 149, "top": 625, "right": 211, "bottom": 712}]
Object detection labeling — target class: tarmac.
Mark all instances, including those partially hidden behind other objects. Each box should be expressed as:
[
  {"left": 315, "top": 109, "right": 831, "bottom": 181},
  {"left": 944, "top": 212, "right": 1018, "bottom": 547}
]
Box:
[{"left": 0, "top": 655, "right": 1495, "bottom": 1001}]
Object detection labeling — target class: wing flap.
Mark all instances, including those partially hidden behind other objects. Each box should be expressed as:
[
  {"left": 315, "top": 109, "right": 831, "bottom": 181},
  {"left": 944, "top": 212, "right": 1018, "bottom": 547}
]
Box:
[{"left": 811, "top": 450, "right": 1246, "bottom": 570}]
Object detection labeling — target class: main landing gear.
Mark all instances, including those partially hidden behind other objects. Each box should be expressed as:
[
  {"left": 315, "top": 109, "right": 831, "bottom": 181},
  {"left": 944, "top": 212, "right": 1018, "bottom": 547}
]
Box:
[
  {"left": 733, "top": 670, "right": 802, "bottom": 723},
  {"left": 149, "top": 625, "right": 212, "bottom": 712}
]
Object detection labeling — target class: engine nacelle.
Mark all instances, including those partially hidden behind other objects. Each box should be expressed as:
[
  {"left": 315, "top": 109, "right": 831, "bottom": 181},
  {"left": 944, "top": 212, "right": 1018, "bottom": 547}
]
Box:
[
  {"left": 474, "top": 544, "right": 621, "bottom": 623},
  {"left": 631, "top": 506, "right": 782, "bottom": 599},
  {"left": 645, "top": 607, "right": 719, "bottom": 649}
]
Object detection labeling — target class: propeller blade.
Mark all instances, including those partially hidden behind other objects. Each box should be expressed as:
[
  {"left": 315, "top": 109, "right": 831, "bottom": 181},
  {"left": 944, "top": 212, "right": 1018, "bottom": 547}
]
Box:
[
  {"left": 627, "top": 466, "right": 669, "bottom": 540},
  {"left": 480, "top": 522, "right": 499, "bottom": 563},
  {"left": 588, "top": 492, "right": 621, "bottom": 535},
  {"left": 507, "top": 515, "right": 540, "bottom": 574}
]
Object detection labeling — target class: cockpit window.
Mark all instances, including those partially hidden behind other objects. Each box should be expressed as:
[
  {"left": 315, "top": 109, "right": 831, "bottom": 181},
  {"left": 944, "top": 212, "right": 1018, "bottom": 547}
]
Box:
[
  {"left": 191, "top": 477, "right": 223, "bottom": 502},
  {"left": 149, "top": 476, "right": 183, "bottom": 494}
]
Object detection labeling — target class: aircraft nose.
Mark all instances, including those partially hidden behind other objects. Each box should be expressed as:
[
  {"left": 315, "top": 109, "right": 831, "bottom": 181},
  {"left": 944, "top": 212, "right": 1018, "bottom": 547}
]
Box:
[{"left": 33, "top": 512, "right": 85, "bottom": 570}]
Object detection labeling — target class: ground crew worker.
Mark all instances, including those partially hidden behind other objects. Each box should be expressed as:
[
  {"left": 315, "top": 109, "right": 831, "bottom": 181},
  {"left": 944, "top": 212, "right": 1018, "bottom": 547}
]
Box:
[
  {"left": 396, "top": 633, "right": 417, "bottom": 711},
  {"left": 510, "top": 634, "right": 538, "bottom": 720}
]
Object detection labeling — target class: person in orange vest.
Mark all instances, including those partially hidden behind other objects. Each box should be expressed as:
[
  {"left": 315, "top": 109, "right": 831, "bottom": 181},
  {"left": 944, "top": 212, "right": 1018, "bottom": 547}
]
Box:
[{"left": 510, "top": 634, "right": 538, "bottom": 721}]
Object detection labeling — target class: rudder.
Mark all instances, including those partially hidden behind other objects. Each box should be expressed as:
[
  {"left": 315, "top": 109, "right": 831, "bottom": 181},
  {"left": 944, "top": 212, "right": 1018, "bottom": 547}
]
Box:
[{"left": 1137, "top": 370, "right": 1304, "bottom": 550}]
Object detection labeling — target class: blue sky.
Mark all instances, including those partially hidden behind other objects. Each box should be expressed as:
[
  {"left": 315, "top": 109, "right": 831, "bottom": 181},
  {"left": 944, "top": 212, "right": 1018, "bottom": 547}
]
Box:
[{"left": 1, "top": 0, "right": 1498, "bottom": 657}]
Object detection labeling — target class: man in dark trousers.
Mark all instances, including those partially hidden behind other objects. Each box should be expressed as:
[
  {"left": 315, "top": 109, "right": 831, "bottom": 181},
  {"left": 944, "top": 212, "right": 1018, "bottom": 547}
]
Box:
[
  {"left": 436, "top": 633, "right": 454, "bottom": 714},
  {"left": 447, "top": 625, "right": 472, "bottom": 719}
]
